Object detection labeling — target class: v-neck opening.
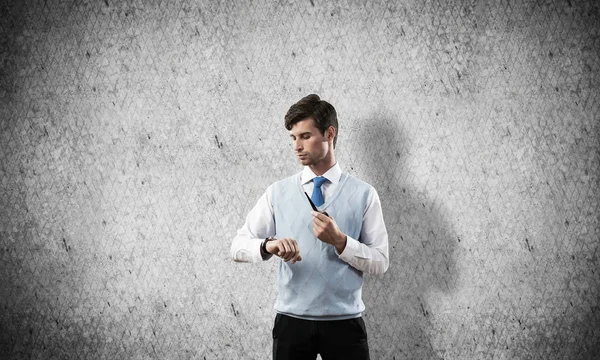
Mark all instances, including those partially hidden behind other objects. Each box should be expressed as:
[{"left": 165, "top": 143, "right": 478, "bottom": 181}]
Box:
[{"left": 297, "top": 172, "right": 349, "bottom": 211}]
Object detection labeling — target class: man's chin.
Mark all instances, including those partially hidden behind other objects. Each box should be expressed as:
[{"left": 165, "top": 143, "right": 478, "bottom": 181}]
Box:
[{"left": 298, "top": 158, "right": 312, "bottom": 166}]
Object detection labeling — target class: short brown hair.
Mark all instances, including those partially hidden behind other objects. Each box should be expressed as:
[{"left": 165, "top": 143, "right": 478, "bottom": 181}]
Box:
[{"left": 284, "top": 94, "right": 338, "bottom": 147}]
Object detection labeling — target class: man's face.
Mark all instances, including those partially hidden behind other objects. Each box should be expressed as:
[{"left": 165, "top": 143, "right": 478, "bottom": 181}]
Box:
[{"left": 289, "top": 118, "right": 331, "bottom": 166}]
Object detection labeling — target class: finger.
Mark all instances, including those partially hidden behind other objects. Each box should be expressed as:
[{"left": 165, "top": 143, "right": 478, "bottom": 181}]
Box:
[
  {"left": 283, "top": 239, "right": 296, "bottom": 261},
  {"left": 279, "top": 240, "right": 292, "bottom": 260},
  {"left": 290, "top": 251, "right": 299, "bottom": 264},
  {"left": 313, "top": 213, "right": 331, "bottom": 228},
  {"left": 275, "top": 241, "right": 285, "bottom": 258},
  {"left": 291, "top": 242, "right": 301, "bottom": 264},
  {"left": 311, "top": 211, "right": 328, "bottom": 221},
  {"left": 312, "top": 215, "right": 325, "bottom": 228},
  {"left": 315, "top": 211, "right": 333, "bottom": 223},
  {"left": 314, "top": 219, "right": 327, "bottom": 234},
  {"left": 313, "top": 224, "right": 323, "bottom": 238}
]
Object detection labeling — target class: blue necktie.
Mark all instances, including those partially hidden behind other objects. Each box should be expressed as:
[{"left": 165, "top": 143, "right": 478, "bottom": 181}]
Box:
[{"left": 311, "top": 176, "right": 328, "bottom": 207}]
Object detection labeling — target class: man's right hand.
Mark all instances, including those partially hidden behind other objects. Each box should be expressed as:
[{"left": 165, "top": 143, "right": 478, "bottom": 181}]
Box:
[{"left": 266, "top": 238, "right": 302, "bottom": 264}]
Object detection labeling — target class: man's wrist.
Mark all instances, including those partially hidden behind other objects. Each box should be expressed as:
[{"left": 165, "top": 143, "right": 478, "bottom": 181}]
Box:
[
  {"left": 335, "top": 234, "right": 347, "bottom": 254},
  {"left": 261, "top": 237, "right": 275, "bottom": 260}
]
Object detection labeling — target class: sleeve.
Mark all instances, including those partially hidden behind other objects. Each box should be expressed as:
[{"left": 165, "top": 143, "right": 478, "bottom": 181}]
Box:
[
  {"left": 337, "top": 187, "right": 389, "bottom": 275},
  {"left": 230, "top": 185, "right": 277, "bottom": 263}
]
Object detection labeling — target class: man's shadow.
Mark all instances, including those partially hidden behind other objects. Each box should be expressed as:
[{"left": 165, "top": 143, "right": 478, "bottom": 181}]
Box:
[{"left": 349, "top": 116, "right": 459, "bottom": 359}]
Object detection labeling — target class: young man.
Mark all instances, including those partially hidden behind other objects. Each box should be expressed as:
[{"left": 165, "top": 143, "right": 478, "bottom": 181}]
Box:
[{"left": 231, "top": 94, "right": 389, "bottom": 360}]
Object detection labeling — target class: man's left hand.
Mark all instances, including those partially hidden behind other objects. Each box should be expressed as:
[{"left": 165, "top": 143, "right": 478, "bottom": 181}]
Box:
[{"left": 312, "top": 211, "right": 347, "bottom": 253}]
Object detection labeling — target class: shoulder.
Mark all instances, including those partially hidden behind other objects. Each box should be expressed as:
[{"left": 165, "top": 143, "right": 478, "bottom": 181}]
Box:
[
  {"left": 341, "top": 173, "right": 379, "bottom": 206},
  {"left": 272, "top": 172, "right": 301, "bottom": 187},
  {"left": 268, "top": 172, "right": 302, "bottom": 195},
  {"left": 343, "top": 173, "right": 375, "bottom": 191}
]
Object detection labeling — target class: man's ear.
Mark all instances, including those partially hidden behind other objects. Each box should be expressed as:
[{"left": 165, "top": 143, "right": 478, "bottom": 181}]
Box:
[{"left": 327, "top": 126, "right": 336, "bottom": 141}]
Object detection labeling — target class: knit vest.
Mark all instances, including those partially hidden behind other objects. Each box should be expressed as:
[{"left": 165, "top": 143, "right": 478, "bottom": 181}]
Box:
[{"left": 271, "top": 172, "right": 372, "bottom": 320}]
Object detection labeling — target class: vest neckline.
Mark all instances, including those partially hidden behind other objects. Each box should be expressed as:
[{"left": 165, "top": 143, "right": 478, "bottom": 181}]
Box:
[{"left": 296, "top": 172, "right": 349, "bottom": 211}]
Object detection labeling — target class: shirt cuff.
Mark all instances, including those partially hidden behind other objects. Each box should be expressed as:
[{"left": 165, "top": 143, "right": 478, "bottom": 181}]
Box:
[
  {"left": 338, "top": 235, "right": 362, "bottom": 262},
  {"left": 248, "top": 238, "right": 267, "bottom": 262}
]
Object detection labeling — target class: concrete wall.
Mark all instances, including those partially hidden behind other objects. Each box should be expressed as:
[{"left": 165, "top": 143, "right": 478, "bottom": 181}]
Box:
[{"left": 1, "top": 0, "right": 598, "bottom": 359}]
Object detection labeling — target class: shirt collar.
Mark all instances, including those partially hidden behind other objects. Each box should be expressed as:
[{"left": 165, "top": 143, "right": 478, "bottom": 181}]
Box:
[{"left": 301, "top": 163, "right": 342, "bottom": 185}]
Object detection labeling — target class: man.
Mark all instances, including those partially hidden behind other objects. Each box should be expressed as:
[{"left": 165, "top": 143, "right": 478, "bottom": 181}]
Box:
[{"left": 231, "top": 94, "right": 389, "bottom": 360}]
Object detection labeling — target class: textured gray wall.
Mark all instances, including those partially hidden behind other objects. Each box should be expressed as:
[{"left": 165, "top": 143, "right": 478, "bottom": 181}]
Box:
[{"left": 1, "top": 0, "right": 599, "bottom": 359}]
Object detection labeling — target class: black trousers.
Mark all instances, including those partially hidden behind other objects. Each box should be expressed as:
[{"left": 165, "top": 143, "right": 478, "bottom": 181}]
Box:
[{"left": 272, "top": 314, "right": 370, "bottom": 360}]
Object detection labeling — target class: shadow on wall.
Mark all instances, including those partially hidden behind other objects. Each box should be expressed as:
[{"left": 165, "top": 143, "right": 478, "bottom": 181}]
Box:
[{"left": 354, "top": 116, "right": 458, "bottom": 359}]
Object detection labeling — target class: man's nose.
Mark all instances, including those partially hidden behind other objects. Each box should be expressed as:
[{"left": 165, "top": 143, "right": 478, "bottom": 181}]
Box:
[{"left": 294, "top": 140, "right": 303, "bottom": 151}]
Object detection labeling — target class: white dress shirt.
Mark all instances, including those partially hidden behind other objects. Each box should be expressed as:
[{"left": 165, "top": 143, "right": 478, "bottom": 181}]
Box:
[{"left": 230, "top": 163, "right": 389, "bottom": 275}]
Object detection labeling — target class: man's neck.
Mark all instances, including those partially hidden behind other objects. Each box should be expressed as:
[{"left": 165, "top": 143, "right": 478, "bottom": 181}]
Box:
[{"left": 309, "top": 156, "right": 336, "bottom": 176}]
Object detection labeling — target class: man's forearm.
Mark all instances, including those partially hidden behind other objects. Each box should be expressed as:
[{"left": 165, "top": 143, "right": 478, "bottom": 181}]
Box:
[
  {"left": 230, "top": 235, "right": 264, "bottom": 263},
  {"left": 230, "top": 188, "right": 276, "bottom": 263}
]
